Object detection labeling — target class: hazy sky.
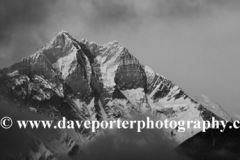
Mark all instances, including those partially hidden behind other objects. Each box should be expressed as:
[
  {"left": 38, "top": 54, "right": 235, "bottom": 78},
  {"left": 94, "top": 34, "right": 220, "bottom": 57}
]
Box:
[{"left": 0, "top": 0, "right": 240, "bottom": 114}]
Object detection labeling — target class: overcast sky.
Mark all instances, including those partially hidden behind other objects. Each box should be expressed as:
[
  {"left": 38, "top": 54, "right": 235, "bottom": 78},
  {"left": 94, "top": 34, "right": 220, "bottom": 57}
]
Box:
[{"left": 0, "top": 0, "right": 240, "bottom": 114}]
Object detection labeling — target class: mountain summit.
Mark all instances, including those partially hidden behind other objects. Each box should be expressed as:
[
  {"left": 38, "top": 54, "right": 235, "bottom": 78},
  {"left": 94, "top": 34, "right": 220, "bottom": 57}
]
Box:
[{"left": 0, "top": 31, "right": 234, "bottom": 160}]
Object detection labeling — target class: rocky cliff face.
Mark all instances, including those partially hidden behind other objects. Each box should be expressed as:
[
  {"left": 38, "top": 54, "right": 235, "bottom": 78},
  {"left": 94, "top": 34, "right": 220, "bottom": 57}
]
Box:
[{"left": 0, "top": 31, "right": 233, "bottom": 160}]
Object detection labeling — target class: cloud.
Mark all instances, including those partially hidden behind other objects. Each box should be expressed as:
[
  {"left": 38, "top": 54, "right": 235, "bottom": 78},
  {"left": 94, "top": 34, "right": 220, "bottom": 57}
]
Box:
[
  {"left": 1, "top": 0, "right": 240, "bottom": 69},
  {"left": 89, "top": 0, "right": 137, "bottom": 23},
  {"left": 1, "top": 0, "right": 240, "bottom": 113},
  {"left": 74, "top": 116, "right": 189, "bottom": 160},
  {"left": 0, "top": 0, "right": 57, "bottom": 68},
  {"left": 0, "top": 101, "right": 189, "bottom": 160}
]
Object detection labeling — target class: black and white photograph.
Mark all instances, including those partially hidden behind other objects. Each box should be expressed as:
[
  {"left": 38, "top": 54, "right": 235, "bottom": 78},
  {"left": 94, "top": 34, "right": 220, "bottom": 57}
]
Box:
[{"left": 0, "top": 0, "right": 240, "bottom": 160}]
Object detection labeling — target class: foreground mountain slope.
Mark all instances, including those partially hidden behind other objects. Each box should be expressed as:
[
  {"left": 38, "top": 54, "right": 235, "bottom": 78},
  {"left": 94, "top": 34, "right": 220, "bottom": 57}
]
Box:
[{"left": 0, "top": 31, "right": 233, "bottom": 160}]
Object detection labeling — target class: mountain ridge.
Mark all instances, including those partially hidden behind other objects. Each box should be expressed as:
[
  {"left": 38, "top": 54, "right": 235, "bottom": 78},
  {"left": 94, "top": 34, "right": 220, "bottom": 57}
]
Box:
[{"left": 0, "top": 30, "right": 233, "bottom": 160}]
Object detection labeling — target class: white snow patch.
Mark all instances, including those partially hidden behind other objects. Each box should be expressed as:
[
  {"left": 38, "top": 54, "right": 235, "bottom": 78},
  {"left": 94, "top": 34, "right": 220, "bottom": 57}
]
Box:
[
  {"left": 193, "top": 95, "right": 232, "bottom": 122},
  {"left": 98, "top": 100, "right": 108, "bottom": 120},
  {"left": 94, "top": 41, "right": 125, "bottom": 90},
  {"left": 52, "top": 48, "right": 77, "bottom": 79},
  {"left": 87, "top": 98, "right": 98, "bottom": 121},
  {"left": 144, "top": 65, "right": 155, "bottom": 77},
  {"left": 121, "top": 88, "right": 145, "bottom": 106},
  {"left": 7, "top": 70, "right": 19, "bottom": 77},
  {"left": 106, "top": 98, "right": 131, "bottom": 117},
  {"left": 121, "top": 88, "right": 149, "bottom": 113}
]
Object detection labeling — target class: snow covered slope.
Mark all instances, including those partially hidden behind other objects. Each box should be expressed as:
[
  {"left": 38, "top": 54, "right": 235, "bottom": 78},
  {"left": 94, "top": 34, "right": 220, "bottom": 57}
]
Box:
[{"left": 0, "top": 31, "right": 233, "bottom": 160}]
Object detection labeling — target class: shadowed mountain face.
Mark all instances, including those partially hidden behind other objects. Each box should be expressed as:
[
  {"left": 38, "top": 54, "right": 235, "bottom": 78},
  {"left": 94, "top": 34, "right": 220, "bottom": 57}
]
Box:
[{"left": 0, "top": 31, "right": 238, "bottom": 160}]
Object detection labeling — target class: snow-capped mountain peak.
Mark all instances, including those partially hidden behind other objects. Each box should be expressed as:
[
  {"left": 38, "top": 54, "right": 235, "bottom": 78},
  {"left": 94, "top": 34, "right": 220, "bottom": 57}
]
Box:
[{"left": 0, "top": 31, "right": 233, "bottom": 160}]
